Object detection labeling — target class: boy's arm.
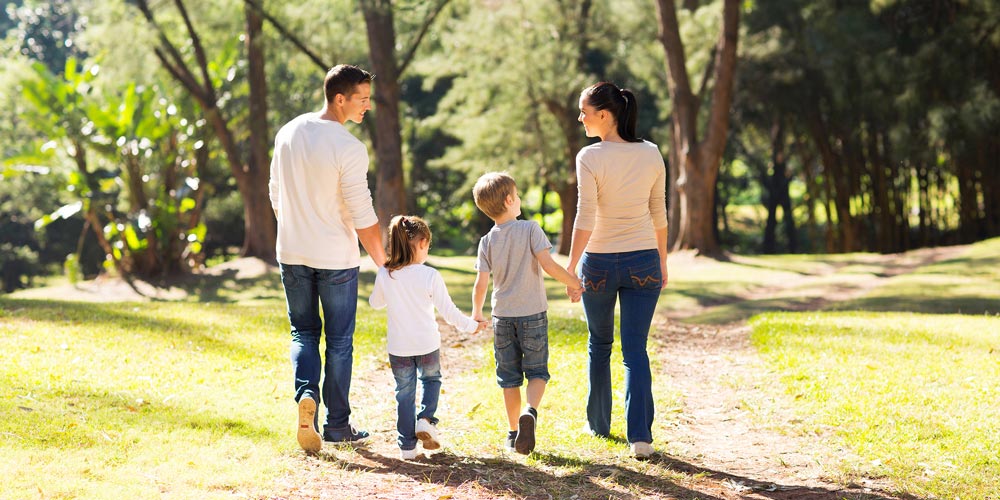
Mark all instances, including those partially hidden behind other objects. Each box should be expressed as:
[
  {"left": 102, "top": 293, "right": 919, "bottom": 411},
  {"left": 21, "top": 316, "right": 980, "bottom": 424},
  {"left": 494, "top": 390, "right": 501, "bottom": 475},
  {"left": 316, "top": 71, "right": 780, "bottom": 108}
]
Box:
[
  {"left": 472, "top": 271, "right": 490, "bottom": 323},
  {"left": 535, "top": 250, "right": 583, "bottom": 291}
]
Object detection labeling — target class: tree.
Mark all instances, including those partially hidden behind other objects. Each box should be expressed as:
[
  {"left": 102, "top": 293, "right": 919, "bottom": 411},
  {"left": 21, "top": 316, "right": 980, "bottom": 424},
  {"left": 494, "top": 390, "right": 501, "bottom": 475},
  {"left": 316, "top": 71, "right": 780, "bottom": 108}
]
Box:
[
  {"left": 20, "top": 58, "right": 208, "bottom": 278},
  {"left": 358, "top": 0, "right": 450, "bottom": 225},
  {"left": 654, "top": 0, "right": 740, "bottom": 255},
  {"left": 132, "top": 0, "right": 276, "bottom": 262}
]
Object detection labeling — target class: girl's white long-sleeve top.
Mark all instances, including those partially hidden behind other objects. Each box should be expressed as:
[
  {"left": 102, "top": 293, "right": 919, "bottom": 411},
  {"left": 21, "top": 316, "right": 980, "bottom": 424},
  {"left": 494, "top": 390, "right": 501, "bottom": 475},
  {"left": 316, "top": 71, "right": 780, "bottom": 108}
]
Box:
[{"left": 369, "top": 264, "right": 479, "bottom": 357}]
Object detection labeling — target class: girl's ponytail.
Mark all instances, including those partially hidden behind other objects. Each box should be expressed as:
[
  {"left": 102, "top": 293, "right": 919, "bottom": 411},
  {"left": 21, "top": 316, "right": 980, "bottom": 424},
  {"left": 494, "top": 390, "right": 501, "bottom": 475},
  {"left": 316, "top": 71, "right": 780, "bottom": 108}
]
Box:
[{"left": 385, "top": 215, "right": 432, "bottom": 274}]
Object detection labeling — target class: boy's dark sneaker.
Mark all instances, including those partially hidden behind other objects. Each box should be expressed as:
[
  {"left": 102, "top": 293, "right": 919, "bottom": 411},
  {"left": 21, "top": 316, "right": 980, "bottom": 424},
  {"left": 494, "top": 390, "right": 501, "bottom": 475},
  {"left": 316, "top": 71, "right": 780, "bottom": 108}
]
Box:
[
  {"left": 504, "top": 430, "right": 517, "bottom": 452},
  {"left": 323, "top": 424, "right": 370, "bottom": 443},
  {"left": 514, "top": 408, "right": 536, "bottom": 455}
]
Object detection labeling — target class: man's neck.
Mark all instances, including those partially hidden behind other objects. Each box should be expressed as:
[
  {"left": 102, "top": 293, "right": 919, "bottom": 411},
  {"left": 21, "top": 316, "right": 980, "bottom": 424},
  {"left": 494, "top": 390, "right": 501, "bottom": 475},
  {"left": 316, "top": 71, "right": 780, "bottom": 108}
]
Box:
[{"left": 319, "top": 106, "right": 347, "bottom": 124}]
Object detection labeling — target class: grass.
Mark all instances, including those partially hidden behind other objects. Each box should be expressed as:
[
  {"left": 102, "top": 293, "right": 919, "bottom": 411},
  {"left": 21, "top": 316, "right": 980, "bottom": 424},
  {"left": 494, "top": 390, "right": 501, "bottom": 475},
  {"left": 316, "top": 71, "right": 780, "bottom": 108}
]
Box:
[
  {"left": 749, "top": 237, "right": 1000, "bottom": 499},
  {"left": 1, "top": 258, "right": 690, "bottom": 499},
  {"left": 4, "top": 237, "right": 1000, "bottom": 498}
]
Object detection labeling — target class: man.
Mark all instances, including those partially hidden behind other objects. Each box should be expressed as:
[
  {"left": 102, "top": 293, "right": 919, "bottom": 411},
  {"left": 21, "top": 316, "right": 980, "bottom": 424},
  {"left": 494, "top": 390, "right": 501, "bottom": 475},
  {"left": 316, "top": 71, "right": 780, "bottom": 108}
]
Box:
[{"left": 269, "top": 64, "right": 385, "bottom": 453}]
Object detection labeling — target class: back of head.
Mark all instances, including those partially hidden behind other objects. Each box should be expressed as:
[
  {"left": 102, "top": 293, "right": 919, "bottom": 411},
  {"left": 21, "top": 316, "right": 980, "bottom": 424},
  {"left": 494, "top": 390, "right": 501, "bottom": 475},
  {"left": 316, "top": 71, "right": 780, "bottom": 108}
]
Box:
[
  {"left": 473, "top": 172, "right": 517, "bottom": 220},
  {"left": 386, "top": 215, "right": 431, "bottom": 272},
  {"left": 581, "top": 82, "right": 642, "bottom": 143},
  {"left": 325, "top": 64, "right": 374, "bottom": 104}
]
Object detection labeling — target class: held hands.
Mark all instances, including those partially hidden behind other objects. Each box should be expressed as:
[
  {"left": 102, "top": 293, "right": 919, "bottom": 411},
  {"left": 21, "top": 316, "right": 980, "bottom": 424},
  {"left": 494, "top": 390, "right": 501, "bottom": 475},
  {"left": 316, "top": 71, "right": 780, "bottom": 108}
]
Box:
[
  {"left": 472, "top": 313, "right": 488, "bottom": 334},
  {"left": 566, "top": 281, "right": 584, "bottom": 303}
]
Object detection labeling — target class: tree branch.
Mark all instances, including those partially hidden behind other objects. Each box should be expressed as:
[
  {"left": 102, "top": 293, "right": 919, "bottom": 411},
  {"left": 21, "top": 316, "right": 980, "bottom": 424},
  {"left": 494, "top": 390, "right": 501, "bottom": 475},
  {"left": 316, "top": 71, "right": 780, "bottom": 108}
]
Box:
[
  {"left": 701, "top": 0, "right": 740, "bottom": 158},
  {"left": 397, "top": 0, "right": 450, "bottom": 76},
  {"left": 171, "top": 0, "right": 216, "bottom": 101},
  {"left": 133, "top": 0, "right": 205, "bottom": 101},
  {"left": 242, "top": 0, "right": 331, "bottom": 70}
]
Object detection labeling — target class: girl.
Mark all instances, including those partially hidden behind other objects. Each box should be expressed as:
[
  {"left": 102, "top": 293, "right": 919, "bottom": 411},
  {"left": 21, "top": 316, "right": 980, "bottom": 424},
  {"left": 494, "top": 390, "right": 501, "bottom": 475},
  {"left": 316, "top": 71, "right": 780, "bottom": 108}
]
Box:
[
  {"left": 369, "top": 215, "right": 485, "bottom": 460},
  {"left": 566, "top": 82, "right": 669, "bottom": 459}
]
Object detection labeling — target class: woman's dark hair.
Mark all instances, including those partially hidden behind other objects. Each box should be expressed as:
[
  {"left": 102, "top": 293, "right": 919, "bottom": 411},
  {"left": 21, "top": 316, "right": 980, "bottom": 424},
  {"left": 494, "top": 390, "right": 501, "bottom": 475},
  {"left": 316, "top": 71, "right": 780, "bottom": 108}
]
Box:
[
  {"left": 582, "top": 82, "right": 641, "bottom": 143},
  {"left": 385, "top": 215, "right": 431, "bottom": 274}
]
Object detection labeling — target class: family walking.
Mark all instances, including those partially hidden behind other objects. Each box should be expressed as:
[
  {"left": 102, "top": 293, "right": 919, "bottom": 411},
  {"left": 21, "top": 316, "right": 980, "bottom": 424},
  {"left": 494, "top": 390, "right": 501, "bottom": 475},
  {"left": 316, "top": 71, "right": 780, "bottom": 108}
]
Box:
[{"left": 268, "top": 64, "right": 668, "bottom": 461}]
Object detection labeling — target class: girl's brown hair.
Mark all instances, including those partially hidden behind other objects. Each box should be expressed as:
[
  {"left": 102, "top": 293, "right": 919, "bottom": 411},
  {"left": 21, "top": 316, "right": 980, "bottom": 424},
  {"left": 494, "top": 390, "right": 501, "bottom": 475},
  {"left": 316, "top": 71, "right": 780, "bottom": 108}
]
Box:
[{"left": 385, "top": 215, "right": 432, "bottom": 274}]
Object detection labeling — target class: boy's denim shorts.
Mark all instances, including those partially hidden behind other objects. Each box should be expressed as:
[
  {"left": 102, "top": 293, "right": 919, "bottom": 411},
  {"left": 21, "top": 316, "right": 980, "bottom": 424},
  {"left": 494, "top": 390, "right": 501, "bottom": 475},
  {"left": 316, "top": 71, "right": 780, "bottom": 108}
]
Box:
[{"left": 492, "top": 311, "right": 550, "bottom": 388}]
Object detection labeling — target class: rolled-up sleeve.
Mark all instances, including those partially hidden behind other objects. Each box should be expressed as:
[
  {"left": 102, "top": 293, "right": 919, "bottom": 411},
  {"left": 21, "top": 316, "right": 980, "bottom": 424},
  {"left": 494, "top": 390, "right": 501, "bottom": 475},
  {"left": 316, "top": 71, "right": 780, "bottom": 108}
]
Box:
[
  {"left": 649, "top": 153, "right": 668, "bottom": 229},
  {"left": 340, "top": 141, "right": 379, "bottom": 228},
  {"left": 574, "top": 150, "right": 598, "bottom": 231}
]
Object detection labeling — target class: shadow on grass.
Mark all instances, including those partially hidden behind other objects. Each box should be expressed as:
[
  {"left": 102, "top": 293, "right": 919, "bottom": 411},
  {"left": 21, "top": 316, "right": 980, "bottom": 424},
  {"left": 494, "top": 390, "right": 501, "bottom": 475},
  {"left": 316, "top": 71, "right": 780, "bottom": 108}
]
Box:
[{"left": 320, "top": 447, "right": 915, "bottom": 500}]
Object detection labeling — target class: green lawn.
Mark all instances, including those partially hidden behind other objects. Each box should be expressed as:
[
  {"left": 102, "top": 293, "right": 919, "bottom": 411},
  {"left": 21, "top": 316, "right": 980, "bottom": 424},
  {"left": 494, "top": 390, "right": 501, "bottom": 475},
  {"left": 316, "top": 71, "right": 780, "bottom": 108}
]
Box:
[
  {"left": 3, "top": 238, "right": 1000, "bottom": 498},
  {"left": 750, "top": 237, "right": 1000, "bottom": 499}
]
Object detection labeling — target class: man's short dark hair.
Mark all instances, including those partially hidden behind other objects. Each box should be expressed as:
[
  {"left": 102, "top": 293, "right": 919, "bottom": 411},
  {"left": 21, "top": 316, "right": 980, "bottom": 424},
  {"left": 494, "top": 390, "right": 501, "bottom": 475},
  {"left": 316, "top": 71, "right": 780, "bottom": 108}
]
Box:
[{"left": 324, "top": 64, "right": 374, "bottom": 103}]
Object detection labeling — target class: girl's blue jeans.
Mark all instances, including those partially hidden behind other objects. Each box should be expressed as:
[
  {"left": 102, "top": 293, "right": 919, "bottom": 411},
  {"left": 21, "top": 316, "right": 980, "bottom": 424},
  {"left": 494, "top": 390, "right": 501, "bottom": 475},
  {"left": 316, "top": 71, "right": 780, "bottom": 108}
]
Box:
[{"left": 579, "top": 249, "right": 661, "bottom": 444}]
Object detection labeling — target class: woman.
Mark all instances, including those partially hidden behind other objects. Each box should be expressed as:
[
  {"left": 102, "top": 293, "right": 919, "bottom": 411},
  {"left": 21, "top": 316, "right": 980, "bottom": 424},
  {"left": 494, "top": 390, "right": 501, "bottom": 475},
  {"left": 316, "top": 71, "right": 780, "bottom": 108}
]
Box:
[{"left": 565, "top": 82, "right": 668, "bottom": 459}]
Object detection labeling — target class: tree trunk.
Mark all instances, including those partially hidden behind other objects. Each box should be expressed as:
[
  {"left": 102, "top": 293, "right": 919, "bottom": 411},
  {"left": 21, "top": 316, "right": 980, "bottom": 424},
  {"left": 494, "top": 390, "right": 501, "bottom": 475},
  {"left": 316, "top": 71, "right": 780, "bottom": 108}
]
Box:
[
  {"left": 360, "top": 0, "right": 407, "bottom": 225},
  {"left": 243, "top": 1, "right": 276, "bottom": 262},
  {"left": 654, "top": 0, "right": 740, "bottom": 256}
]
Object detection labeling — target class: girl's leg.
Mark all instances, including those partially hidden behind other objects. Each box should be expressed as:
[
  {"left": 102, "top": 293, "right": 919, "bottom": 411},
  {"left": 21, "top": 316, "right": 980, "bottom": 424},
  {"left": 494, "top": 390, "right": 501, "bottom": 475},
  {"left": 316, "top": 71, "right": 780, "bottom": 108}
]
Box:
[
  {"left": 416, "top": 350, "right": 442, "bottom": 423},
  {"left": 390, "top": 354, "right": 419, "bottom": 450}
]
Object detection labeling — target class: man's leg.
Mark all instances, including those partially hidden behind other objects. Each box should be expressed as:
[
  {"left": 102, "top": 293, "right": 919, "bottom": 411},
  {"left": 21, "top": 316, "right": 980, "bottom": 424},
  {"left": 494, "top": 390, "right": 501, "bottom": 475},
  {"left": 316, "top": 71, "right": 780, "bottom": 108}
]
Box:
[
  {"left": 317, "top": 267, "right": 366, "bottom": 440},
  {"left": 281, "top": 264, "right": 324, "bottom": 452}
]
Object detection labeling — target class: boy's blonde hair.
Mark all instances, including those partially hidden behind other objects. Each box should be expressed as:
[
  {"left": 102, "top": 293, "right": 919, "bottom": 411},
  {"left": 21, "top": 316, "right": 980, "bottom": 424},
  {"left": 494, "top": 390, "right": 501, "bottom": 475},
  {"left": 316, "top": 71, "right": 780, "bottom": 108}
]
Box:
[{"left": 473, "top": 172, "right": 517, "bottom": 220}]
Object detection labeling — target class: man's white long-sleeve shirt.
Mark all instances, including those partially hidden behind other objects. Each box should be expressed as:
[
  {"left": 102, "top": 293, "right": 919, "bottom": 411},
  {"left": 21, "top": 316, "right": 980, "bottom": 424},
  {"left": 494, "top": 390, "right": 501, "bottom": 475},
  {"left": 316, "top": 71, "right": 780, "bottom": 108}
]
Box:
[
  {"left": 269, "top": 113, "right": 378, "bottom": 270},
  {"left": 369, "top": 264, "right": 479, "bottom": 357}
]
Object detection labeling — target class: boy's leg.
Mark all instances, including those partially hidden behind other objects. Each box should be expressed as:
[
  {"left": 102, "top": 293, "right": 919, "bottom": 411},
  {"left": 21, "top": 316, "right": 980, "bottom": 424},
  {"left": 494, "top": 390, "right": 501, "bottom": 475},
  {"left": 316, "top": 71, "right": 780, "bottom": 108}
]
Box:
[
  {"left": 390, "top": 354, "right": 419, "bottom": 451},
  {"left": 525, "top": 378, "right": 546, "bottom": 409},
  {"left": 516, "top": 312, "right": 549, "bottom": 454},
  {"left": 502, "top": 387, "right": 522, "bottom": 431}
]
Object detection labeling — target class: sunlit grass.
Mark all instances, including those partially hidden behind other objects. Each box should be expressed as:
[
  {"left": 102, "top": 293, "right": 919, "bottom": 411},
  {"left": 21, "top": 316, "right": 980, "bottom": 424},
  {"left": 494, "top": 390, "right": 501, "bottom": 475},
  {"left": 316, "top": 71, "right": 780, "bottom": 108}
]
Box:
[{"left": 751, "top": 311, "right": 1000, "bottom": 498}]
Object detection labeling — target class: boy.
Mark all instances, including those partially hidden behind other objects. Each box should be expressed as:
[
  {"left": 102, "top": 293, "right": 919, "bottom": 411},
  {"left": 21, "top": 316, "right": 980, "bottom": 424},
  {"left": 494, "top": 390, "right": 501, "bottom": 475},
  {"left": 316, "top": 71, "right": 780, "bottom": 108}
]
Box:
[{"left": 472, "top": 172, "right": 584, "bottom": 455}]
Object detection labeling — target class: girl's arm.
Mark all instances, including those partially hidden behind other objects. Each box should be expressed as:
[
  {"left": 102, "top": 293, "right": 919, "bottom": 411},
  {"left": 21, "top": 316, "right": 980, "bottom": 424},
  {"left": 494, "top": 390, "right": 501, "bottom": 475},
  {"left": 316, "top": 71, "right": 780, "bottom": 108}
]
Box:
[{"left": 430, "top": 271, "right": 479, "bottom": 333}]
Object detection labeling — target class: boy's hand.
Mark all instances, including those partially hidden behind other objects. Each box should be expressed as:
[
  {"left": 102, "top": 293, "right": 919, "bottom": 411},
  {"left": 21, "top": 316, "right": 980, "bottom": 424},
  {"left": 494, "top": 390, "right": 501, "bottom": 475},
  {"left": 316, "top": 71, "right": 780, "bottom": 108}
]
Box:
[
  {"left": 567, "top": 284, "right": 584, "bottom": 303},
  {"left": 474, "top": 320, "right": 489, "bottom": 334}
]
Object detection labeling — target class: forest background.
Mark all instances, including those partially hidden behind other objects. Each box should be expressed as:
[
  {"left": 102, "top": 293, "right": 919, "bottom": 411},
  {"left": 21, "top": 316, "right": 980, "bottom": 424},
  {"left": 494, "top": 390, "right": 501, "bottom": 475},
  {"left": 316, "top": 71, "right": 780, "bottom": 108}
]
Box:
[{"left": 1, "top": 0, "right": 998, "bottom": 290}]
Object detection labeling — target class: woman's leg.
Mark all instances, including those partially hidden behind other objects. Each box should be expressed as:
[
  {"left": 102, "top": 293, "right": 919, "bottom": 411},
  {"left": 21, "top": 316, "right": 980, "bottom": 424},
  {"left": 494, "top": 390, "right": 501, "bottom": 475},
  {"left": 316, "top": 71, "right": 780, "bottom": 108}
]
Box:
[
  {"left": 581, "top": 253, "right": 617, "bottom": 437},
  {"left": 619, "top": 250, "right": 662, "bottom": 444}
]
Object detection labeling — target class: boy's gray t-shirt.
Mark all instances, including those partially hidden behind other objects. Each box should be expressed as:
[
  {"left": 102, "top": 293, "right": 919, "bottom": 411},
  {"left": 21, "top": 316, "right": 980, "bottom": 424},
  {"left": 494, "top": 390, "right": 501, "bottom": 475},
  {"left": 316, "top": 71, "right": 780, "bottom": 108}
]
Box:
[{"left": 476, "top": 219, "right": 552, "bottom": 318}]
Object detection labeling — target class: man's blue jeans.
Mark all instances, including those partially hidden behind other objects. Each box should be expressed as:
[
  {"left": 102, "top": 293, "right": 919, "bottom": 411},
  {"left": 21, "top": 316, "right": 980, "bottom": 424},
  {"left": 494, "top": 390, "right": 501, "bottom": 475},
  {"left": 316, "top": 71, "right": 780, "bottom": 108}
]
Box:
[
  {"left": 280, "top": 263, "right": 359, "bottom": 434},
  {"left": 389, "top": 350, "right": 441, "bottom": 451},
  {"left": 579, "top": 249, "right": 661, "bottom": 444}
]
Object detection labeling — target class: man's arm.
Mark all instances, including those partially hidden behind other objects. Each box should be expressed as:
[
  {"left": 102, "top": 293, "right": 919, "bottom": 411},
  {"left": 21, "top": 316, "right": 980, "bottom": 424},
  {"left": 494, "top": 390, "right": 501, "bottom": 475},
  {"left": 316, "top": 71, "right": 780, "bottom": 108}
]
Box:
[
  {"left": 472, "top": 271, "right": 490, "bottom": 323},
  {"left": 356, "top": 223, "right": 385, "bottom": 268}
]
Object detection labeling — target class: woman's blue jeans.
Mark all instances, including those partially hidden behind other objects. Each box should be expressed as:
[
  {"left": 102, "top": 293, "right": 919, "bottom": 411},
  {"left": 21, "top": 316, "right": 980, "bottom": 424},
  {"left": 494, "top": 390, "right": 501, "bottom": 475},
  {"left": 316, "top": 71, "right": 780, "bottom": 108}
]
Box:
[
  {"left": 390, "top": 350, "right": 442, "bottom": 450},
  {"left": 280, "top": 263, "right": 359, "bottom": 434},
  {"left": 580, "top": 249, "right": 661, "bottom": 444}
]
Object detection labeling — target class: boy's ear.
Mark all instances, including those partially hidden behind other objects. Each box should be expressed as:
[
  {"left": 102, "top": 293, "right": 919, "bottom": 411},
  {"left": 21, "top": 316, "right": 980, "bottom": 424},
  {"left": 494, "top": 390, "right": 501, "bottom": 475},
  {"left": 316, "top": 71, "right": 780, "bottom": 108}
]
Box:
[{"left": 504, "top": 194, "right": 514, "bottom": 207}]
